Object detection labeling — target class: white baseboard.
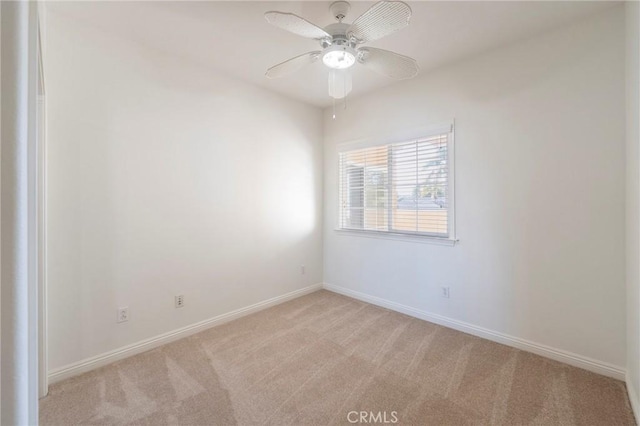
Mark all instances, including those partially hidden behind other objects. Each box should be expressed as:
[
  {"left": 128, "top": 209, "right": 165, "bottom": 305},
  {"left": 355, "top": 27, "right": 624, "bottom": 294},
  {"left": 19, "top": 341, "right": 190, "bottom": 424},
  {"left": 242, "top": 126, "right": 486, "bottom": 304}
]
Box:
[
  {"left": 627, "top": 373, "right": 640, "bottom": 423},
  {"left": 48, "top": 283, "right": 323, "bottom": 384},
  {"left": 323, "top": 283, "right": 626, "bottom": 381}
]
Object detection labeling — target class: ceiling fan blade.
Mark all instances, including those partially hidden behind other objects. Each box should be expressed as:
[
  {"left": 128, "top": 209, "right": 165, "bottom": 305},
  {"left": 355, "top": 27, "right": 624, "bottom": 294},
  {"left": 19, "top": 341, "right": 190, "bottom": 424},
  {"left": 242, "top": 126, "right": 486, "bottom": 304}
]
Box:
[
  {"left": 348, "top": 1, "right": 411, "bottom": 44},
  {"left": 266, "top": 51, "right": 322, "bottom": 79},
  {"left": 264, "top": 12, "right": 331, "bottom": 40},
  {"left": 358, "top": 47, "right": 419, "bottom": 79}
]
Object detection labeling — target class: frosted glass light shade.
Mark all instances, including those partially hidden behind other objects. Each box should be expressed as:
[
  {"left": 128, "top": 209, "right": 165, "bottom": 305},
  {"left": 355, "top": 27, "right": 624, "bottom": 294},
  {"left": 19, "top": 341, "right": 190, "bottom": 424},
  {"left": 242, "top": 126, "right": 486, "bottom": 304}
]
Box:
[{"left": 328, "top": 69, "right": 352, "bottom": 99}]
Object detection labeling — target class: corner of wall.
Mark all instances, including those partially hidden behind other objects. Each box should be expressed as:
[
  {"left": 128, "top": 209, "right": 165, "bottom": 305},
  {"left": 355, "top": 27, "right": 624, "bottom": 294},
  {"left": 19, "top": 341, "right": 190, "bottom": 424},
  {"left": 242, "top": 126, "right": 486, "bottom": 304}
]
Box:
[
  {"left": 626, "top": 1, "right": 640, "bottom": 421},
  {"left": 627, "top": 372, "right": 640, "bottom": 423}
]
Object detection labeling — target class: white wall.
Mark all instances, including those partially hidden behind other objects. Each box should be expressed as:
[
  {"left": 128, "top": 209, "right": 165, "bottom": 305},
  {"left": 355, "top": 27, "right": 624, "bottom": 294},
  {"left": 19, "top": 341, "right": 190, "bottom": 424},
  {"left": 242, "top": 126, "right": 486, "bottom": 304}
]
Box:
[
  {"left": 45, "top": 10, "right": 323, "bottom": 371},
  {"left": 626, "top": 0, "right": 640, "bottom": 416},
  {"left": 324, "top": 7, "right": 626, "bottom": 369}
]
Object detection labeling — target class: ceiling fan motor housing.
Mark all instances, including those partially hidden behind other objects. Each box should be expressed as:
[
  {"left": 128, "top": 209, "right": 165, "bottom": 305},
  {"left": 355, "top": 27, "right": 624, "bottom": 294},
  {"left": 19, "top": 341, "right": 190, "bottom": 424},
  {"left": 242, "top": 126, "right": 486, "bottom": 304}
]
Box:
[{"left": 321, "top": 23, "right": 356, "bottom": 49}]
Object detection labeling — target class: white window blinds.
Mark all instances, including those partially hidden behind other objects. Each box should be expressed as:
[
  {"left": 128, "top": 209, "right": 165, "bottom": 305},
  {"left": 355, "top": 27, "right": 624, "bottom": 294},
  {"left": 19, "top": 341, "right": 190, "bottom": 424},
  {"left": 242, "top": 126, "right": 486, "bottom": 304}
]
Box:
[{"left": 339, "top": 130, "right": 452, "bottom": 238}]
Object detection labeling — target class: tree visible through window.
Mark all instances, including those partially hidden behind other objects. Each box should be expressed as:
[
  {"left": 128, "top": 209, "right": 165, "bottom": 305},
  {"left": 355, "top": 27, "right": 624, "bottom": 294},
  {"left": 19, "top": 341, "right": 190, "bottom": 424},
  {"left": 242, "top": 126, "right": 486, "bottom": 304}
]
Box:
[{"left": 339, "top": 131, "right": 452, "bottom": 238}]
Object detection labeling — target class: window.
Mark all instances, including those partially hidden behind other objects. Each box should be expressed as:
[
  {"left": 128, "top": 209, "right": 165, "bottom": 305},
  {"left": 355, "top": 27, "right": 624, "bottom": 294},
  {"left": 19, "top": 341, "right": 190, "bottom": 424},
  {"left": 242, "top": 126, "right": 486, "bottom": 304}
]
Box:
[{"left": 338, "top": 127, "right": 454, "bottom": 239}]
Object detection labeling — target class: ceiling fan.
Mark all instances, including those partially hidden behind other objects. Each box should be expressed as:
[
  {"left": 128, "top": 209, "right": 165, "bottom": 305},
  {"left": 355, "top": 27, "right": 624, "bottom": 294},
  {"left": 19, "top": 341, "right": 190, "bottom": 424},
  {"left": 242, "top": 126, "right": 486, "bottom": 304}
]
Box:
[{"left": 264, "top": 1, "right": 419, "bottom": 101}]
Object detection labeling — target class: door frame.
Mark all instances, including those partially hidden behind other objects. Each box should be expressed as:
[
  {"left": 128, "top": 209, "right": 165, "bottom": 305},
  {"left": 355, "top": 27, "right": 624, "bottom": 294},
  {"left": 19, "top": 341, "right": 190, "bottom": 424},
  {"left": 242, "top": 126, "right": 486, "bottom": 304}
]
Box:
[{"left": 37, "top": 11, "right": 48, "bottom": 398}]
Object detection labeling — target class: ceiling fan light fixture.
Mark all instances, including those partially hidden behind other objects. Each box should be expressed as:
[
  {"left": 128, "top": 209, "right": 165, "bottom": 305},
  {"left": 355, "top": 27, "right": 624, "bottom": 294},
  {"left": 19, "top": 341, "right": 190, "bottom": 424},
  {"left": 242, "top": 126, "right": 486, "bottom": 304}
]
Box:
[
  {"left": 264, "top": 1, "right": 419, "bottom": 112},
  {"left": 322, "top": 45, "right": 356, "bottom": 70}
]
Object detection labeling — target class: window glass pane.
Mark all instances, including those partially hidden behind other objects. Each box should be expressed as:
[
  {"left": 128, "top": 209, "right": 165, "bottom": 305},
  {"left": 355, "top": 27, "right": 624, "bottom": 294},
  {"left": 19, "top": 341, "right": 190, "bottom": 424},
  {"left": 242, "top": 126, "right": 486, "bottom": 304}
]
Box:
[
  {"left": 363, "top": 146, "right": 389, "bottom": 231},
  {"left": 346, "top": 208, "right": 364, "bottom": 229},
  {"left": 339, "top": 131, "right": 451, "bottom": 238}
]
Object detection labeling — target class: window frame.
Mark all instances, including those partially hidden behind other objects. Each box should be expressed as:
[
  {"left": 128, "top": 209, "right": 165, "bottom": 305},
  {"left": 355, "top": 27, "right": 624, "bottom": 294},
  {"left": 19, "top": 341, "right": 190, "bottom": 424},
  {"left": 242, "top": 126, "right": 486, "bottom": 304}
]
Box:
[{"left": 335, "top": 121, "right": 456, "bottom": 245}]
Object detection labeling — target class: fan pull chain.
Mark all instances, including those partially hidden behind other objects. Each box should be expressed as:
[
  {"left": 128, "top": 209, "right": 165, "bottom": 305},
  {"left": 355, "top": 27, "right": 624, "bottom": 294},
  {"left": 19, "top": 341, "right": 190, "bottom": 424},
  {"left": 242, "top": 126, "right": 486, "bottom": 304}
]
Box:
[{"left": 333, "top": 97, "right": 336, "bottom": 120}]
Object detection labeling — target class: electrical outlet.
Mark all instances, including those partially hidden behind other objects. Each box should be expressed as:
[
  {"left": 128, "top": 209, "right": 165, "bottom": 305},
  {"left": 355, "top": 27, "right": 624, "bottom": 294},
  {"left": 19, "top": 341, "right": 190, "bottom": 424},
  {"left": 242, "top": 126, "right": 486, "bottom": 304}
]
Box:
[
  {"left": 175, "top": 295, "right": 184, "bottom": 308},
  {"left": 301, "top": 265, "right": 306, "bottom": 275},
  {"left": 440, "top": 286, "right": 450, "bottom": 299},
  {"left": 117, "top": 307, "right": 129, "bottom": 323}
]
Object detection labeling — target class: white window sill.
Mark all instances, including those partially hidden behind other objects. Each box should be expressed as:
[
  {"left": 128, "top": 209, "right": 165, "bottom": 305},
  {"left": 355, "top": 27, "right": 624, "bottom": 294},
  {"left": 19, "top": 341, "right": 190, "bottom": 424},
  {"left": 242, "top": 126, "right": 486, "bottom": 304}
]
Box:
[{"left": 334, "top": 228, "right": 458, "bottom": 246}]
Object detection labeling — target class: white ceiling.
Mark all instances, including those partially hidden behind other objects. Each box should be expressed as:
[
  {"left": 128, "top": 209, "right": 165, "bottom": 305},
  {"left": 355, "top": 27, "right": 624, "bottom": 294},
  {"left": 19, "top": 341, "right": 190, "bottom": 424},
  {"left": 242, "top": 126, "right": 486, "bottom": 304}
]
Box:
[{"left": 47, "top": 1, "right": 619, "bottom": 108}]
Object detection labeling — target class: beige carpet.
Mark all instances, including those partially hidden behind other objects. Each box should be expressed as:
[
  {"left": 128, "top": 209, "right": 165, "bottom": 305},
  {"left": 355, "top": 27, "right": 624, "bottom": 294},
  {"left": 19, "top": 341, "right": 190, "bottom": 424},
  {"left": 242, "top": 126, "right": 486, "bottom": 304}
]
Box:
[{"left": 40, "top": 290, "right": 636, "bottom": 425}]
